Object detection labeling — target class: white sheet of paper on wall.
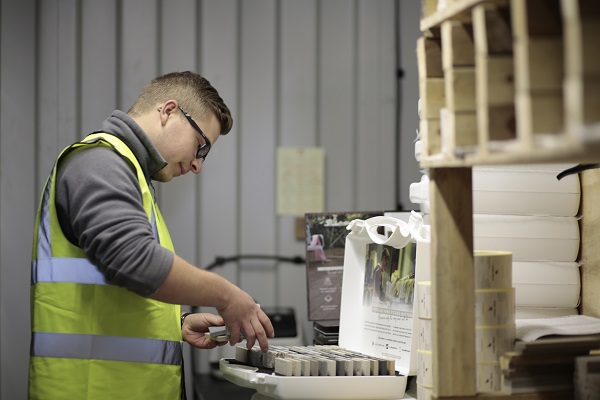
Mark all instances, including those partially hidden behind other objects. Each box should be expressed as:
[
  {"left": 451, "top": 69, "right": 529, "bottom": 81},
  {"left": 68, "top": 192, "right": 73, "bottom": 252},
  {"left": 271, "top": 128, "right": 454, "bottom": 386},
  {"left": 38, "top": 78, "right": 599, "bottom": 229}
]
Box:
[{"left": 276, "top": 147, "right": 325, "bottom": 216}]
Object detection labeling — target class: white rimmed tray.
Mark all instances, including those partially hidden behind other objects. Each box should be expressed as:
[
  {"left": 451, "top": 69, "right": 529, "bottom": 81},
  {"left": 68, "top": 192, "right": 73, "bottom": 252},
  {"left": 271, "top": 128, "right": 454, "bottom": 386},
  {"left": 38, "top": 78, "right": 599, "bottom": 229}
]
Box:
[{"left": 220, "top": 358, "right": 407, "bottom": 400}]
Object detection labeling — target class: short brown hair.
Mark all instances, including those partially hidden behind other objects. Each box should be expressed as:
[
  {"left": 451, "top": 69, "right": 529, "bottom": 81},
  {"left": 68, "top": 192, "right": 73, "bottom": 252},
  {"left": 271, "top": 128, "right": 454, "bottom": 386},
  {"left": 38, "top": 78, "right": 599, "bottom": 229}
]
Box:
[{"left": 128, "top": 71, "right": 233, "bottom": 135}]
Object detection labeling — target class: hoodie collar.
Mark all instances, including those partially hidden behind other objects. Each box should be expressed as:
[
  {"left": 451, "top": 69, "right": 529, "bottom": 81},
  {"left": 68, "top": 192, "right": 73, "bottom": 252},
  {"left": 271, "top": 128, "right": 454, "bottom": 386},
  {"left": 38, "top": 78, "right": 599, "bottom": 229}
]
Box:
[{"left": 100, "top": 110, "right": 167, "bottom": 181}]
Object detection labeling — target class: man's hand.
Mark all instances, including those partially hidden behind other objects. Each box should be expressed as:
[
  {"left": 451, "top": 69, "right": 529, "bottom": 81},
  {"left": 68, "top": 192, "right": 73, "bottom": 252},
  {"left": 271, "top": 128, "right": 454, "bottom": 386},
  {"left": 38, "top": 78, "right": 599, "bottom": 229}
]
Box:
[
  {"left": 181, "top": 313, "right": 229, "bottom": 349},
  {"left": 217, "top": 287, "right": 275, "bottom": 352},
  {"left": 153, "top": 256, "right": 275, "bottom": 351}
]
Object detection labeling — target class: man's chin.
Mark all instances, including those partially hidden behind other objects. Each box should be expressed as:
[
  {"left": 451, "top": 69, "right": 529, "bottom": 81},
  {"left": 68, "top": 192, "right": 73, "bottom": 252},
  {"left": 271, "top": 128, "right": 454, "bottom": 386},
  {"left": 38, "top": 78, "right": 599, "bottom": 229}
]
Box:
[{"left": 151, "top": 171, "right": 173, "bottom": 183}]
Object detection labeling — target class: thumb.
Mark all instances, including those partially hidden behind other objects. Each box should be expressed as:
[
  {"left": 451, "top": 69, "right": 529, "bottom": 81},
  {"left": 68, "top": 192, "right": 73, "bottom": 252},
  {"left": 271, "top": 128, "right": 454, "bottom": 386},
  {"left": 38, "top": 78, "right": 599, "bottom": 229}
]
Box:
[{"left": 205, "top": 314, "right": 225, "bottom": 326}]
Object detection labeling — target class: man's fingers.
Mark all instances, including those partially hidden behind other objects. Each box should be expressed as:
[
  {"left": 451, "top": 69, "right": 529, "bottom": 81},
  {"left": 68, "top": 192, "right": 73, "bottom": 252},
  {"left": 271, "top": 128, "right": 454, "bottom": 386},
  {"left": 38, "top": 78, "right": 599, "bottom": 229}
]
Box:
[
  {"left": 258, "top": 310, "right": 275, "bottom": 338},
  {"left": 251, "top": 318, "right": 270, "bottom": 352},
  {"left": 227, "top": 324, "right": 242, "bottom": 347}
]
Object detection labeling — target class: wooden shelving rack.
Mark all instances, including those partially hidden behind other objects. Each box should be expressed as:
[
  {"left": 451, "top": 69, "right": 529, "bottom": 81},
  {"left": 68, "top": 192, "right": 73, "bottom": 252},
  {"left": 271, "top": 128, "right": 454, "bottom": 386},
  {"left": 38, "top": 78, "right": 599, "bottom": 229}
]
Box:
[{"left": 417, "top": 0, "right": 600, "bottom": 399}]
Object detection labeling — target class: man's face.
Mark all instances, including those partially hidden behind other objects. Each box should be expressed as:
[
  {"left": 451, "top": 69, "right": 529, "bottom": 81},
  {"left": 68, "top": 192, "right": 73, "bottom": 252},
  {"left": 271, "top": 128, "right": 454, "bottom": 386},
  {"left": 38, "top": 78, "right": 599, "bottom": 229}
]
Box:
[{"left": 152, "top": 106, "right": 221, "bottom": 182}]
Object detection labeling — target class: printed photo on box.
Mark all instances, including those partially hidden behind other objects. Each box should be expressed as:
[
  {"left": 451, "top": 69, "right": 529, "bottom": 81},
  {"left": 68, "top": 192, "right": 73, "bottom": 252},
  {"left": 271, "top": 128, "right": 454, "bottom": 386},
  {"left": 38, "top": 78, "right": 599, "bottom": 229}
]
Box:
[{"left": 364, "top": 243, "right": 416, "bottom": 309}]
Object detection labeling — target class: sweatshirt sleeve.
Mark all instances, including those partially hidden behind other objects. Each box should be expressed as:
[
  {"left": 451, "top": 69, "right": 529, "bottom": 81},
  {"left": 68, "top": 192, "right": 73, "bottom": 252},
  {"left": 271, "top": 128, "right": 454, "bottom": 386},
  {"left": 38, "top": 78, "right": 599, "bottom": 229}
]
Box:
[{"left": 55, "top": 146, "right": 174, "bottom": 297}]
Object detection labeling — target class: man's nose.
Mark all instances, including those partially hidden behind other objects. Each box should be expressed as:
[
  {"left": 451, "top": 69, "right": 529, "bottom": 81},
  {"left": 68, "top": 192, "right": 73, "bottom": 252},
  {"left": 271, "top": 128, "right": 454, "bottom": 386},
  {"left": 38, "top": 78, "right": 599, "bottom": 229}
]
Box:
[{"left": 191, "top": 158, "right": 203, "bottom": 174}]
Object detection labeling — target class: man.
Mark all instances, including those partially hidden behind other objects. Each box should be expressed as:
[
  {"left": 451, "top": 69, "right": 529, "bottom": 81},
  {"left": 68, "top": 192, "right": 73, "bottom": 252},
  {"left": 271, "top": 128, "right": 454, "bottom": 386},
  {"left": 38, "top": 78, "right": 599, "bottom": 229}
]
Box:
[{"left": 29, "top": 71, "right": 274, "bottom": 399}]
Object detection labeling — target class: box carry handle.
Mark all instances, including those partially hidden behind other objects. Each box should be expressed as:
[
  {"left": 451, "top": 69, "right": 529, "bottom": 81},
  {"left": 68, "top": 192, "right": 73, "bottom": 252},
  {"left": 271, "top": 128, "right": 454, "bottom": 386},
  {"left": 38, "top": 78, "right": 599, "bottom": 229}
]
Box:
[{"left": 347, "top": 211, "right": 424, "bottom": 249}]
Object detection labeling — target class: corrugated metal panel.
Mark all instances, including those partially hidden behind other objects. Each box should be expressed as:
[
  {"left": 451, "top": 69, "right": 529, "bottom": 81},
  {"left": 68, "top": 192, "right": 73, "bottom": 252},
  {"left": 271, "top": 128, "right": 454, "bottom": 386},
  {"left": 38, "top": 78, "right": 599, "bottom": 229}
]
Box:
[{"left": 0, "top": 2, "right": 37, "bottom": 399}]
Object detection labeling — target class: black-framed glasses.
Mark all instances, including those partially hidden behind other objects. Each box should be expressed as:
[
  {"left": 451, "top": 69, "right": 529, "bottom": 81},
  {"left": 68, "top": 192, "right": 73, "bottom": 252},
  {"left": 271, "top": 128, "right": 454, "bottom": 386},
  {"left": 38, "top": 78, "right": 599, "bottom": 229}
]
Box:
[{"left": 178, "top": 105, "right": 212, "bottom": 161}]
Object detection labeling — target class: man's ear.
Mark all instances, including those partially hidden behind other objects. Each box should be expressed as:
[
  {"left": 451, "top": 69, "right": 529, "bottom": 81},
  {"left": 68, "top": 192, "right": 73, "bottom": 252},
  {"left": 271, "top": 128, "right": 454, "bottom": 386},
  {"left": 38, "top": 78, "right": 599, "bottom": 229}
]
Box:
[
  {"left": 161, "top": 100, "right": 179, "bottom": 115},
  {"left": 158, "top": 100, "right": 179, "bottom": 125}
]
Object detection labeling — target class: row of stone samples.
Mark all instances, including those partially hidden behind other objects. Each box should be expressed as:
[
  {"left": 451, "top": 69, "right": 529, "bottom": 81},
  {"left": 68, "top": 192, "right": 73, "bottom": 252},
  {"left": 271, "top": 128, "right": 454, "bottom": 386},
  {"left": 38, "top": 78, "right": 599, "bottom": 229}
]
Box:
[{"left": 234, "top": 344, "right": 396, "bottom": 377}]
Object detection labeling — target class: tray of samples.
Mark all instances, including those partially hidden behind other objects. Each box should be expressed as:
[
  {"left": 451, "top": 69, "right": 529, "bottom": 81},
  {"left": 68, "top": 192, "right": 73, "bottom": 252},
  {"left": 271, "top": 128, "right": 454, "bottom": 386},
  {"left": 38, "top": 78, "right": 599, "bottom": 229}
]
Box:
[{"left": 220, "top": 345, "right": 407, "bottom": 400}]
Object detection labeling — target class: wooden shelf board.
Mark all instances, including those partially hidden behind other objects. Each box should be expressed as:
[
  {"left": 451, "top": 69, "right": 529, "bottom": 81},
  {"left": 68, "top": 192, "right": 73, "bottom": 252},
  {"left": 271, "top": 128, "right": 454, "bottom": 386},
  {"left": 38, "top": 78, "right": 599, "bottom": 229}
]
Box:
[
  {"left": 420, "top": 140, "right": 600, "bottom": 167},
  {"left": 433, "top": 391, "right": 573, "bottom": 400},
  {"left": 421, "top": 0, "right": 509, "bottom": 32}
]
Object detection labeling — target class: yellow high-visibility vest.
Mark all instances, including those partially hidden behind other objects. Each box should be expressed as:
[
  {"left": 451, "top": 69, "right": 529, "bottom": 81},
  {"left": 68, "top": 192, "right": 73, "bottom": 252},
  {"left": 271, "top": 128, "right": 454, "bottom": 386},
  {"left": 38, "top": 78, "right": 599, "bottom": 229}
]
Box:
[{"left": 29, "top": 133, "right": 182, "bottom": 399}]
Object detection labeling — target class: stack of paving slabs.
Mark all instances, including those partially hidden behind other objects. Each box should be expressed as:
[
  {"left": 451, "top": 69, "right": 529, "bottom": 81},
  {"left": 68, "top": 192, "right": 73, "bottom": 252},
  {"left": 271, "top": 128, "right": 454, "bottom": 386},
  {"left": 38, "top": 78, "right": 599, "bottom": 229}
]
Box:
[
  {"left": 500, "top": 334, "right": 600, "bottom": 395},
  {"left": 410, "top": 162, "right": 582, "bottom": 319},
  {"left": 471, "top": 165, "right": 581, "bottom": 321}
]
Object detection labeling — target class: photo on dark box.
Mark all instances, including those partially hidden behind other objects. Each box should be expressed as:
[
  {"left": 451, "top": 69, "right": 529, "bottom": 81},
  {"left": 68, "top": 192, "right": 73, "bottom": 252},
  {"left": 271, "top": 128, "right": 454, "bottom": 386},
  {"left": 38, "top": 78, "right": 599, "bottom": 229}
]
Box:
[{"left": 304, "top": 211, "right": 382, "bottom": 322}]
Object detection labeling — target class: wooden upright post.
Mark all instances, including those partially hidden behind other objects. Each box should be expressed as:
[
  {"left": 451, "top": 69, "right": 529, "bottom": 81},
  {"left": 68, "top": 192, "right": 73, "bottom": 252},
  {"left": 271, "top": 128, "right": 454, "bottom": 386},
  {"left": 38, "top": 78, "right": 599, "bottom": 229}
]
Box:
[{"left": 429, "top": 167, "right": 476, "bottom": 398}]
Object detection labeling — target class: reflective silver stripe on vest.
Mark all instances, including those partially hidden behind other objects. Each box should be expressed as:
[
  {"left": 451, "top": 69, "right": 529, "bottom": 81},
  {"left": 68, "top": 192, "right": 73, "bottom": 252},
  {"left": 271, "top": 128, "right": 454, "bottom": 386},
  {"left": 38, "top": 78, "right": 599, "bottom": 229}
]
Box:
[
  {"left": 32, "top": 258, "right": 108, "bottom": 285},
  {"left": 31, "top": 332, "right": 182, "bottom": 366},
  {"left": 38, "top": 174, "right": 54, "bottom": 260}
]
